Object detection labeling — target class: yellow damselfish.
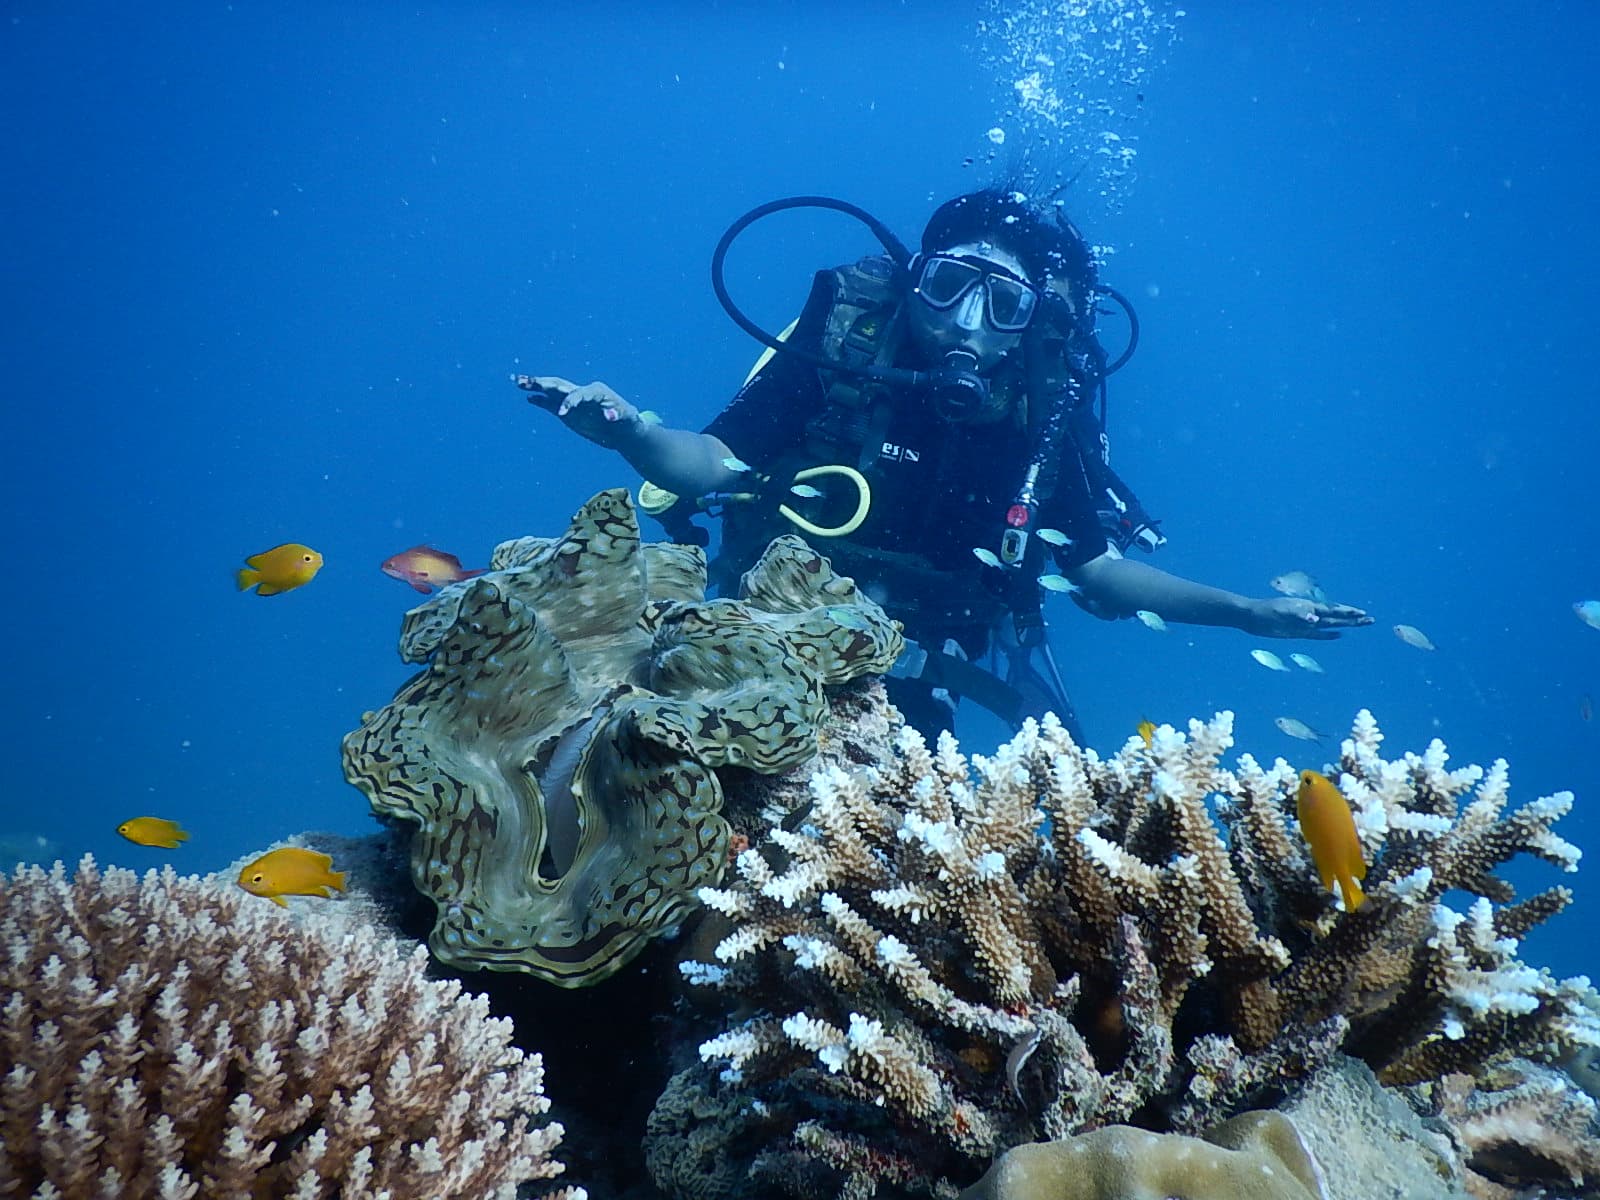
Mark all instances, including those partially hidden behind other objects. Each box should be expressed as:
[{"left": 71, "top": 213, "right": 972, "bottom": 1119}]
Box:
[
  {"left": 1295, "top": 769, "right": 1367, "bottom": 911},
  {"left": 1136, "top": 719, "right": 1156, "bottom": 748},
  {"left": 237, "top": 847, "right": 346, "bottom": 907},
  {"left": 237, "top": 543, "right": 324, "bottom": 596},
  {"left": 116, "top": 816, "right": 189, "bottom": 849}
]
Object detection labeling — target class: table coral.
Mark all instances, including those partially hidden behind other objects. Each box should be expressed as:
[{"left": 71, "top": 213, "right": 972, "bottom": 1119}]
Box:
[
  {"left": 0, "top": 857, "right": 581, "bottom": 1199},
  {"left": 342, "top": 488, "right": 902, "bottom": 986},
  {"left": 666, "top": 703, "right": 1595, "bottom": 1198}
]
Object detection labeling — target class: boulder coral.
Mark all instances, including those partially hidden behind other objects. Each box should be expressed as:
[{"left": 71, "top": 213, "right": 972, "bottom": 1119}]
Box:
[{"left": 958, "top": 1112, "right": 1327, "bottom": 1200}]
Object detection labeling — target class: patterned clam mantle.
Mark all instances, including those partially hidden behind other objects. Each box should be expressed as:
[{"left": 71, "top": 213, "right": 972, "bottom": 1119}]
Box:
[{"left": 342, "top": 488, "right": 902, "bottom": 986}]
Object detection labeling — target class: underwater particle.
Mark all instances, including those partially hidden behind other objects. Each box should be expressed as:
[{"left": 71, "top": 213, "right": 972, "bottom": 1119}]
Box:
[{"left": 986, "top": 126, "right": 1007, "bottom": 144}]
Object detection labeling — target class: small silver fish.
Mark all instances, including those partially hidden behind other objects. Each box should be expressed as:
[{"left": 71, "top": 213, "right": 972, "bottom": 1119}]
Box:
[
  {"left": 1005, "top": 1024, "right": 1043, "bottom": 1102},
  {"left": 1038, "top": 574, "right": 1079, "bottom": 593},
  {"left": 721, "top": 455, "right": 753, "bottom": 473},
  {"left": 1135, "top": 610, "right": 1168, "bottom": 632},
  {"left": 1393, "top": 623, "right": 1436, "bottom": 651},
  {"left": 637, "top": 409, "right": 663, "bottom": 426},
  {"left": 789, "top": 483, "right": 823, "bottom": 499},
  {"left": 1289, "top": 652, "right": 1324, "bottom": 673},
  {"left": 1035, "top": 528, "right": 1071, "bottom": 547},
  {"left": 1275, "top": 716, "right": 1324, "bottom": 742},
  {"left": 1575, "top": 600, "right": 1600, "bottom": 631},
  {"left": 823, "top": 605, "right": 873, "bottom": 630},
  {"left": 1250, "top": 649, "right": 1290, "bottom": 672},
  {"left": 972, "top": 547, "right": 1003, "bottom": 569},
  {"left": 1270, "top": 570, "right": 1327, "bottom": 604}
]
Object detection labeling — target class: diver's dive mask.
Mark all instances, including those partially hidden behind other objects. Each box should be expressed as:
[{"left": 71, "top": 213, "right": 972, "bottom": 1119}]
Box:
[{"left": 911, "top": 253, "right": 1040, "bottom": 332}]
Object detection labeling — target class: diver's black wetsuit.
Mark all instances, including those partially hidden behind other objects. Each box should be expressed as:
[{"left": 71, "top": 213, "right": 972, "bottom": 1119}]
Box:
[{"left": 699, "top": 274, "right": 1140, "bottom": 740}]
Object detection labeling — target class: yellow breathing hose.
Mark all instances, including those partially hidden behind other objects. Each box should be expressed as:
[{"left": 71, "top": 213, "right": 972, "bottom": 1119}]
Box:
[
  {"left": 776, "top": 464, "right": 871, "bottom": 537},
  {"left": 641, "top": 323, "right": 868, "bottom": 538},
  {"left": 637, "top": 463, "right": 871, "bottom": 538}
]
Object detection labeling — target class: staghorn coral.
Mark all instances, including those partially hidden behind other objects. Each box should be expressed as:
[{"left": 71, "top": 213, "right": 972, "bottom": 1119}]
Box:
[
  {"left": 0, "top": 856, "right": 581, "bottom": 1200},
  {"left": 667, "top": 703, "right": 1595, "bottom": 1199},
  {"left": 1427, "top": 1058, "right": 1600, "bottom": 1198},
  {"left": 341, "top": 488, "right": 902, "bottom": 987}
]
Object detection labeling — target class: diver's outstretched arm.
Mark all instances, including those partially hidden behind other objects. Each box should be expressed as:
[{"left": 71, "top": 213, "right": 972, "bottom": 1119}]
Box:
[
  {"left": 519, "top": 375, "right": 744, "bottom": 498},
  {"left": 1067, "top": 553, "right": 1372, "bottom": 640}
]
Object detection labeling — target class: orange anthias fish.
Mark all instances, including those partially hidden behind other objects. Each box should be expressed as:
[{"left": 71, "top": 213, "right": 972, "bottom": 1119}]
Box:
[
  {"left": 1295, "top": 769, "right": 1367, "bottom": 911},
  {"left": 380, "top": 545, "right": 485, "bottom": 594},
  {"left": 117, "top": 816, "right": 189, "bottom": 849},
  {"left": 237, "top": 543, "right": 324, "bottom": 596},
  {"left": 237, "top": 847, "right": 346, "bottom": 907}
]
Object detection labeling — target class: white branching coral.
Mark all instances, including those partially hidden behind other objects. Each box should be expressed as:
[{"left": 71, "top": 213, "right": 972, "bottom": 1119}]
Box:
[
  {"left": 0, "top": 857, "right": 583, "bottom": 1200},
  {"left": 667, "top": 704, "right": 1595, "bottom": 1200}
]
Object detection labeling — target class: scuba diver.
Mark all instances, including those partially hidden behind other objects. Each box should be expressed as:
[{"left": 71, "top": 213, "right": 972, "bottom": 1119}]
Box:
[{"left": 522, "top": 188, "right": 1372, "bottom": 741}]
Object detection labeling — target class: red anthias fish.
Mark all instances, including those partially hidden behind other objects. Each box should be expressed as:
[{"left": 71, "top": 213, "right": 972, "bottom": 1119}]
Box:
[{"left": 381, "top": 545, "right": 485, "bottom": 594}]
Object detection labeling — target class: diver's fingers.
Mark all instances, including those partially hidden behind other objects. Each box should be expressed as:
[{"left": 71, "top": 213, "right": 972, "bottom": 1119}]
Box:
[
  {"left": 560, "top": 383, "right": 632, "bottom": 421},
  {"left": 518, "top": 374, "right": 579, "bottom": 396},
  {"left": 514, "top": 374, "right": 579, "bottom": 413},
  {"left": 1315, "top": 605, "right": 1373, "bottom": 627}
]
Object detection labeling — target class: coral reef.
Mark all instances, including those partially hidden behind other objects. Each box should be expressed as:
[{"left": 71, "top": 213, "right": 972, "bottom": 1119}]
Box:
[
  {"left": 666, "top": 703, "right": 1595, "bottom": 1199},
  {"left": 957, "top": 1110, "right": 1327, "bottom": 1200},
  {"left": 1426, "top": 1058, "right": 1600, "bottom": 1198},
  {"left": 0, "top": 856, "right": 581, "bottom": 1200},
  {"left": 1277, "top": 1055, "right": 1466, "bottom": 1200},
  {"left": 342, "top": 488, "right": 902, "bottom": 987}
]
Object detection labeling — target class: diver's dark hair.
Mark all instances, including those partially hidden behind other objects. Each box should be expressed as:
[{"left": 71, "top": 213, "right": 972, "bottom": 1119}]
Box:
[{"left": 921, "top": 187, "right": 1096, "bottom": 295}]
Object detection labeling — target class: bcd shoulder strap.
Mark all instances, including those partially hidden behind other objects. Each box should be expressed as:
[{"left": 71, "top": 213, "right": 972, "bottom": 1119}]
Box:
[{"left": 817, "top": 254, "right": 905, "bottom": 410}]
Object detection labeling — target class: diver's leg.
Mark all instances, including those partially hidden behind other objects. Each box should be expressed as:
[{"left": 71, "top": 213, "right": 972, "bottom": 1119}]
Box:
[
  {"left": 885, "top": 675, "right": 959, "bottom": 742},
  {"left": 996, "top": 620, "right": 1086, "bottom": 744}
]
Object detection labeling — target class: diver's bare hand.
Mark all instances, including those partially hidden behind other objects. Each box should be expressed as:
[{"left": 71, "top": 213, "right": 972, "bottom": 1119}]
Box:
[
  {"left": 1245, "top": 596, "right": 1374, "bottom": 641},
  {"left": 517, "top": 375, "right": 642, "bottom": 449}
]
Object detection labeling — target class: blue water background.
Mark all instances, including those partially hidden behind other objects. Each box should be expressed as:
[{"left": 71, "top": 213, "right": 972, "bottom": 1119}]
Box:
[{"left": 4, "top": 3, "right": 1597, "bottom": 979}]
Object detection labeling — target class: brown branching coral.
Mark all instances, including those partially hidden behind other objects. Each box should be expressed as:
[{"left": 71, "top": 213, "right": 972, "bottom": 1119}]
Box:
[
  {"left": 1428, "top": 1059, "right": 1600, "bottom": 1199},
  {"left": 664, "top": 705, "right": 1595, "bottom": 1200},
  {"left": 0, "top": 857, "right": 583, "bottom": 1200}
]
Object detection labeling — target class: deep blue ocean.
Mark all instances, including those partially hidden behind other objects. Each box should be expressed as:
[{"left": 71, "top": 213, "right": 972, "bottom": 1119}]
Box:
[{"left": 4, "top": 2, "right": 1597, "bottom": 981}]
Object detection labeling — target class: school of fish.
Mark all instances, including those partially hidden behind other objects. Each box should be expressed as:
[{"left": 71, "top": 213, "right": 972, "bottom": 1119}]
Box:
[{"left": 99, "top": 444, "right": 1576, "bottom": 973}]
